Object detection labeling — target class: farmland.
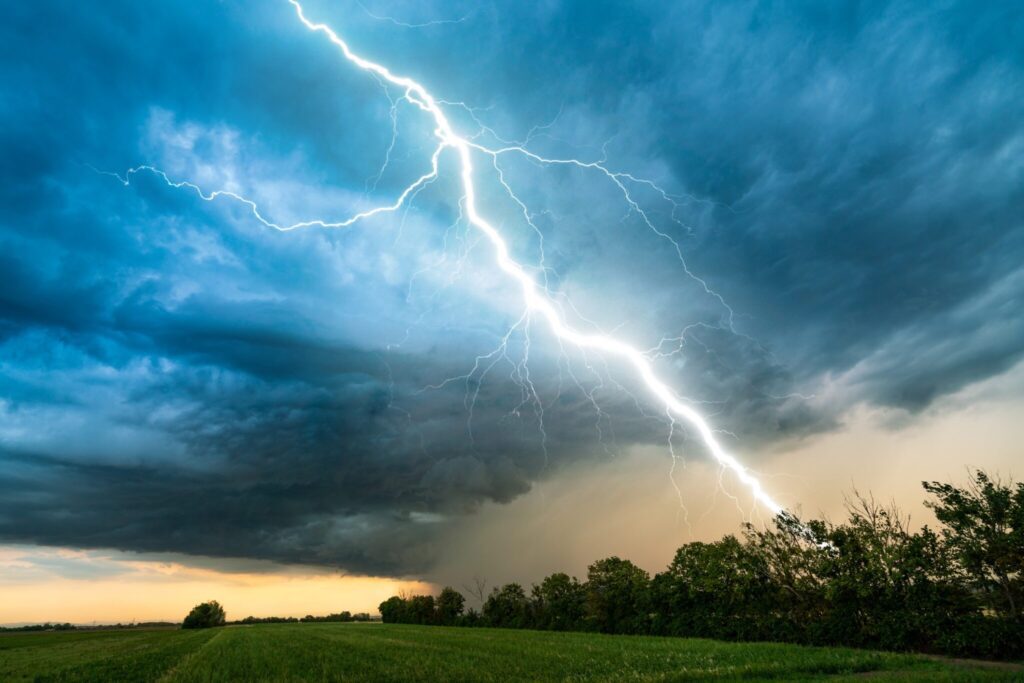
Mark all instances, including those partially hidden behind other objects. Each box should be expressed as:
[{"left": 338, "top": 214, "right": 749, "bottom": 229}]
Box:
[{"left": 1, "top": 622, "right": 1019, "bottom": 681}]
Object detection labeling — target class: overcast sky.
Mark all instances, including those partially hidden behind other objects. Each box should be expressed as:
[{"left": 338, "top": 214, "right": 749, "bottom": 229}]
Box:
[{"left": 1, "top": 0, "right": 1022, "bottom": 619}]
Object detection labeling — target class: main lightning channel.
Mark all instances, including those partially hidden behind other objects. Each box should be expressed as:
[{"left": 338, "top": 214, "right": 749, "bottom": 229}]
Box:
[{"left": 285, "top": 0, "right": 785, "bottom": 515}]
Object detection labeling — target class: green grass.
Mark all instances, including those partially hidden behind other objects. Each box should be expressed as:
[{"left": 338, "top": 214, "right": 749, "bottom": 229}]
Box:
[{"left": 0, "top": 623, "right": 1018, "bottom": 682}]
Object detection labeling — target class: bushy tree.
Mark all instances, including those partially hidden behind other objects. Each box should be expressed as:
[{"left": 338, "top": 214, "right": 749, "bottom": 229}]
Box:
[
  {"left": 531, "top": 573, "right": 586, "bottom": 631},
  {"left": 739, "top": 514, "right": 829, "bottom": 641},
  {"left": 813, "top": 495, "right": 971, "bottom": 650},
  {"left": 651, "top": 535, "right": 773, "bottom": 640},
  {"left": 437, "top": 587, "right": 466, "bottom": 625},
  {"left": 483, "top": 583, "right": 531, "bottom": 628},
  {"left": 924, "top": 471, "right": 1023, "bottom": 621},
  {"left": 182, "top": 601, "right": 226, "bottom": 629},
  {"left": 459, "top": 607, "right": 483, "bottom": 627},
  {"left": 378, "top": 596, "right": 407, "bottom": 624},
  {"left": 407, "top": 595, "right": 436, "bottom": 625},
  {"left": 585, "top": 557, "right": 650, "bottom": 634}
]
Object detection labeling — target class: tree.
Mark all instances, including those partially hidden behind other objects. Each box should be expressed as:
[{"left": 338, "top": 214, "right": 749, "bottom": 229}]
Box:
[
  {"left": 378, "top": 596, "right": 408, "bottom": 624},
  {"left": 483, "top": 583, "right": 531, "bottom": 628},
  {"left": 924, "top": 470, "right": 1024, "bottom": 621},
  {"left": 813, "top": 494, "right": 971, "bottom": 650},
  {"left": 372, "top": 472, "right": 1023, "bottom": 660},
  {"left": 407, "top": 595, "right": 437, "bottom": 625},
  {"left": 739, "top": 514, "right": 829, "bottom": 641},
  {"left": 437, "top": 587, "right": 466, "bottom": 626},
  {"left": 459, "top": 607, "right": 483, "bottom": 627},
  {"left": 652, "top": 535, "right": 774, "bottom": 640},
  {"left": 531, "top": 573, "right": 586, "bottom": 631},
  {"left": 182, "top": 601, "right": 226, "bottom": 629},
  {"left": 586, "top": 557, "right": 650, "bottom": 634}
]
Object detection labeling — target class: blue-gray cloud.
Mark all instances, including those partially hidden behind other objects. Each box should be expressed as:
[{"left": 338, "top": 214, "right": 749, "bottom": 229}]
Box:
[{"left": 0, "top": 0, "right": 1021, "bottom": 574}]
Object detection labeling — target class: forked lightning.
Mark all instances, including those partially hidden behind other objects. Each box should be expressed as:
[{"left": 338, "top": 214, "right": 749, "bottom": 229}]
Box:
[{"left": 108, "top": 0, "right": 787, "bottom": 517}]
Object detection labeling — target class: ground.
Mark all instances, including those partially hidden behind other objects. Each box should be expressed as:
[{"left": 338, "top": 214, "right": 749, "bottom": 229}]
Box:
[{"left": 1, "top": 623, "right": 1019, "bottom": 682}]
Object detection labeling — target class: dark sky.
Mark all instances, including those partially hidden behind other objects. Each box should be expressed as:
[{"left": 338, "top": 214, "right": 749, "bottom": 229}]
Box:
[{"left": 1, "top": 0, "right": 1022, "bottom": 577}]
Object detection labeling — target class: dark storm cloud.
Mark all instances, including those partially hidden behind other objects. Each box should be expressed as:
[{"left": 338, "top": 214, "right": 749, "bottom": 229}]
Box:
[
  {"left": 641, "top": 0, "right": 1024, "bottom": 403},
  {"left": 0, "top": 0, "right": 1021, "bottom": 574},
  {"left": 0, "top": 343, "right": 661, "bottom": 574},
  {"left": 467, "top": 0, "right": 1024, "bottom": 414}
]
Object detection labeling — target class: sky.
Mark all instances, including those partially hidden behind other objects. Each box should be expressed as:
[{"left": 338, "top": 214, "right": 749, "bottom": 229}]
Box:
[{"left": 1, "top": 0, "right": 1022, "bottom": 623}]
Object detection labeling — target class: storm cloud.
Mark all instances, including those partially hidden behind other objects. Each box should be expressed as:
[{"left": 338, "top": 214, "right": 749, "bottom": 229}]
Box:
[{"left": 1, "top": 0, "right": 1021, "bottom": 575}]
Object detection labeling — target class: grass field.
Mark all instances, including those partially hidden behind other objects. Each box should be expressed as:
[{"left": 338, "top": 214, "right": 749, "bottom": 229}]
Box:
[{"left": 1, "top": 623, "right": 1019, "bottom": 682}]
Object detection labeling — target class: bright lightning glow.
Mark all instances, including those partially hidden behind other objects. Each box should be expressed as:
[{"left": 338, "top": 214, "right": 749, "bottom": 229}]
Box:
[
  {"left": 110, "top": 0, "right": 789, "bottom": 518},
  {"left": 287, "top": 0, "right": 785, "bottom": 516}
]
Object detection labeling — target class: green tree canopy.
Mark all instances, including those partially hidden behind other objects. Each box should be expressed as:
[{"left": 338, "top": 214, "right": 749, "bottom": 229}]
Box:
[
  {"left": 182, "top": 600, "right": 226, "bottom": 629},
  {"left": 437, "top": 587, "right": 466, "bottom": 626},
  {"left": 924, "top": 471, "right": 1024, "bottom": 620},
  {"left": 586, "top": 557, "right": 649, "bottom": 634},
  {"left": 531, "top": 573, "right": 586, "bottom": 631},
  {"left": 483, "top": 583, "right": 530, "bottom": 628}
]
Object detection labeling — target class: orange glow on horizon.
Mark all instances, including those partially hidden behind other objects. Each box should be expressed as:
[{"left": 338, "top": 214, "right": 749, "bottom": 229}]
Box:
[{"left": 0, "top": 548, "right": 433, "bottom": 625}]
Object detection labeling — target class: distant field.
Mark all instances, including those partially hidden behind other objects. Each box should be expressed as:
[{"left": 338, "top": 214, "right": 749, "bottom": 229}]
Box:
[{"left": 1, "top": 623, "right": 1019, "bottom": 682}]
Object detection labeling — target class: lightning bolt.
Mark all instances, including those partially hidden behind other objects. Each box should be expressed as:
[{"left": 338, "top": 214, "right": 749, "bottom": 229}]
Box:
[
  {"left": 356, "top": 1, "right": 473, "bottom": 29},
  {"left": 107, "top": 0, "right": 788, "bottom": 518}
]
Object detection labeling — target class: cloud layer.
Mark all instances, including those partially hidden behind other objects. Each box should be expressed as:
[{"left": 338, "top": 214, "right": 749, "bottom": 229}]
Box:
[{"left": 1, "top": 0, "right": 1021, "bottom": 575}]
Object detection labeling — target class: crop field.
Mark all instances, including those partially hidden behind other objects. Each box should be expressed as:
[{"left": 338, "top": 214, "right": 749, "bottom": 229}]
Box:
[{"left": 1, "top": 623, "right": 1019, "bottom": 682}]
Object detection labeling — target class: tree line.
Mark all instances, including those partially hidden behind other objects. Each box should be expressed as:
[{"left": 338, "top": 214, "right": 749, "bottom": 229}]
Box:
[
  {"left": 0, "top": 622, "right": 178, "bottom": 633},
  {"left": 379, "top": 471, "right": 1023, "bottom": 660},
  {"left": 234, "top": 611, "right": 373, "bottom": 624},
  {"left": 180, "top": 601, "right": 374, "bottom": 629},
  {"left": 0, "top": 623, "right": 77, "bottom": 632}
]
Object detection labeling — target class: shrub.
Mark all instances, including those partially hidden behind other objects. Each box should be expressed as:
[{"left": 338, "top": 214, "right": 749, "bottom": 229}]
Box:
[{"left": 182, "top": 600, "right": 227, "bottom": 629}]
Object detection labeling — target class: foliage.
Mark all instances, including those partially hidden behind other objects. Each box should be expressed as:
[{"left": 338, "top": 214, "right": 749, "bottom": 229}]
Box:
[
  {"left": 378, "top": 596, "right": 408, "bottom": 625},
  {"left": 436, "top": 587, "right": 465, "bottom": 626},
  {"left": 483, "top": 583, "right": 531, "bottom": 629},
  {"left": 651, "top": 535, "right": 776, "bottom": 640},
  {"left": 924, "top": 471, "right": 1023, "bottom": 621},
  {"left": 181, "top": 601, "right": 226, "bottom": 630},
  {"left": 0, "top": 622, "right": 76, "bottom": 632},
  {"left": 530, "top": 572, "right": 586, "bottom": 631},
  {"left": 380, "top": 471, "right": 1023, "bottom": 660},
  {"left": 585, "top": 557, "right": 650, "bottom": 634},
  {"left": 236, "top": 615, "right": 299, "bottom": 624}
]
